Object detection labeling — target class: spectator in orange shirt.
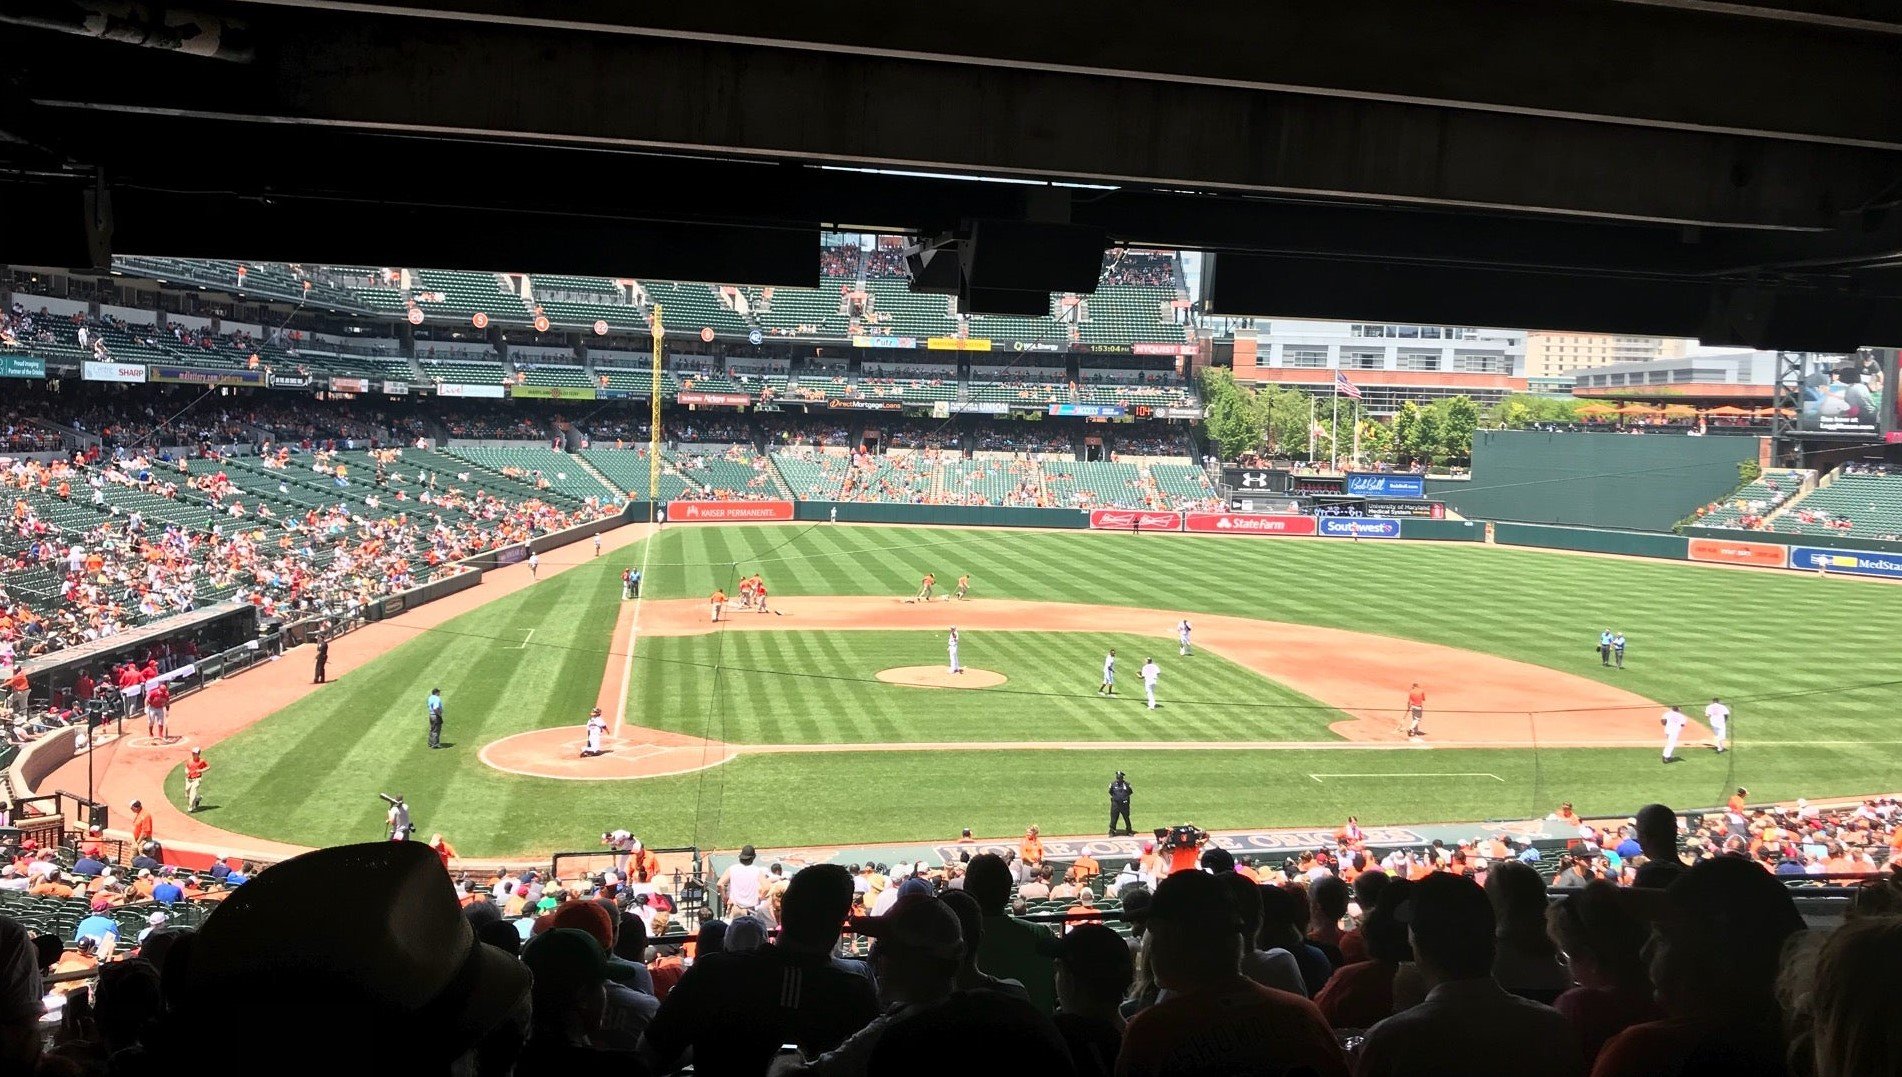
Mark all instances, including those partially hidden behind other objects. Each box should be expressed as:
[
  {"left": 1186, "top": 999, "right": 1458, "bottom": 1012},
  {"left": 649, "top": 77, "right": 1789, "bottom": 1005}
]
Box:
[
  {"left": 1727, "top": 787, "right": 1749, "bottom": 815},
  {"left": 1063, "top": 889, "right": 1101, "bottom": 934},
  {"left": 428, "top": 833, "right": 458, "bottom": 870},
  {"left": 130, "top": 799, "right": 153, "bottom": 847},
  {"left": 1017, "top": 825, "right": 1044, "bottom": 882},
  {"left": 1066, "top": 852, "right": 1100, "bottom": 886}
]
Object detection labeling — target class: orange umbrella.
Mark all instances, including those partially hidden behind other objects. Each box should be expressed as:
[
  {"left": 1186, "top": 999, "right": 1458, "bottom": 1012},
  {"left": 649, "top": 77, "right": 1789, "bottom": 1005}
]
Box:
[
  {"left": 1662, "top": 404, "right": 1699, "bottom": 417},
  {"left": 1704, "top": 405, "right": 1752, "bottom": 416},
  {"left": 1614, "top": 403, "right": 1660, "bottom": 415},
  {"left": 1576, "top": 403, "right": 1619, "bottom": 415}
]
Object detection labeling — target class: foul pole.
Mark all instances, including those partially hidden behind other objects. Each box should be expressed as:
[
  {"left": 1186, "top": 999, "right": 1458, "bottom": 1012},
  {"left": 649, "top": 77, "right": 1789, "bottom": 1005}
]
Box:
[{"left": 649, "top": 303, "right": 663, "bottom": 512}]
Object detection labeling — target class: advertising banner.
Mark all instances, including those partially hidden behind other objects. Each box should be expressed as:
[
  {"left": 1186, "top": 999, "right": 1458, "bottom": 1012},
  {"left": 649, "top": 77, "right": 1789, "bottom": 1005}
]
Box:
[
  {"left": 150, "top": 366, "right": 263, "bottom": 387},
  {"left": 1, "top": 356, "right": 46, "bottom": 378},
  {"left": 666, "top": 500, "right": 796, "bottom": 522},
  {"left": 1788, "top": 545, "right": 1902, "bottom": 579},
  {"left": 1009, "top": 342, "right": 1063, "bottom": 353},
  {"left": 328, "top": 376, "right": 371, "bottom": 393},
  {"left": 1345, "top": 473, "right": 1427, "bottom": 498},
  {"left": 1131, "top": 343, "right": 1190, "bottom": 356},
  {"left": 1089, "top": 509, "right": 1184, "bottom": 532},
  {"left": 1049, "top": 403, "right": 1126, "bottom": 418},
  {"left": 84, "top": 361, "right": 147, "bottom": 383},
  {"left": 1223, "top": 467, "right": 1286, "bottom": 493},
  {"left": 677, "top": 391, "right": 752, "bottom": 406},
  {"left": 1184, "top": 512, "right": 1317, "bottom": 536},
  {"left": 1159, "top": 406, "right": 1204, "bottom": 419},
  {"left": 1687, "top": 537, "right": 1789, "bottom": 568},
  {"left": 926, "top": 337, "right": 994, "bottom": 352},
  {"left": 383, "top": 380, "right": 410, "bottom": 395},
  {"left": 1228, "top": 496, "right": 1307, "bottom": 515},
  {"left": 1074, "top": 343, "right": 1132, "bottom": 355},
  {"left": 434, "top": 383, "right": 507, "bottom": 399},
  {"left": 1318, "top": 517, "right": 1403, "bottom": 539},
  {"left": 268, "top": 372, "right": 312, "bottom": 389},
  {"left": 1363, "top": 499, "right": 1446, "bottom": 520},
  {"left": 824, "top": 400, "right": 902, "bottom": 411},
  {"left": 851, "top": 335, "right": 918, "bottom": 349},
  {"left": 511, "top": 385, "right": 598, "bottom": 400}
]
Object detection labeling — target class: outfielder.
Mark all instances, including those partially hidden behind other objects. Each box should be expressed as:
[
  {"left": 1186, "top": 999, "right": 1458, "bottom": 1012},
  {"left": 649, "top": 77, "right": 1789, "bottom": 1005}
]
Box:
[
  {"left": 1141, "top": 657, "right": 1161, "bottom": 710},
  {"left": 1098, "top": 649, "right": 1117, "bottom": 696},
  {"left": 583, "top": 707, "right": 608, "bottom": 758},
  {"left": 1660, "top": 704, "right": 1688, "bottom": 763},
  {"left": 1177, "top": 620, "right": 1192, "bottom": 657},
  {"left": 947, "top": 627, "right": 962, "bottom": 674},
  {"left": 1705, "top": 697, "right": 1730, "bottom": 753}
]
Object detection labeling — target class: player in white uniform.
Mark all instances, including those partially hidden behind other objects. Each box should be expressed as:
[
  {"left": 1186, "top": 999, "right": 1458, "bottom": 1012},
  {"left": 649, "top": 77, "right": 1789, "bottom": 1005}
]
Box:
[
  {"left": 1141, "top": 658, "right": 1161, "bottom": 709},
  {"left": 528, "top": 551, "right": 540, "bottom": 579},
  {"left": 583, "top": 706, "right": 608, "bottom": 757},
  {"left": 1660, "top": 704, "right": 1689, "bottom": 763},
  {"left": 1705, "top": 697, "right": 1730, "bottom": 753},
  {"left": 947, "top": 627, "right": 962, "bottom": 674},
  {"left": 1098, "top": 649, "right": 1117, "bottom": 696},
  {"left": 1177, "top": 620, "right": 1192, "bottom": 657}
]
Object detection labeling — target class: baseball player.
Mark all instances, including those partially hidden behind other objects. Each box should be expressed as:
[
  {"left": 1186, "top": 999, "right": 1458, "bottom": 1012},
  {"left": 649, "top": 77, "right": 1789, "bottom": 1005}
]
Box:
[
  {"left": 1177, "top": 620, "right": 1192, "bottom": 657},
  {"left": 710, "top": 588, "right": 727, "bottom": 623},
  {"left": 1404, "top": 683, "right": 1427, "bottom": 737},
  {"left": 955, "top": 574, "right": 971, "bottom": 600},
  {"left": 1098, "top": 649, "right": 1117, "bottom": 696},
  {"left": 184, "top": 747, "right": 209, "bottom": 813},
  {"left": 528, "top": 551, "right": 540, "bottom": 579},
  {"left": 737, "top": 575, "right": 756, "bottom": 609},
  {"left": 947, "top": 627, "right": 962, "bottom": 674},
  {"left": 1612, "top": 631, "right": 1627, "bottom": 669},
  {"left": 145, "top": 679, "right": 171, "bottom": 740},
  {"left": 593, "top": 533, "right": 602, "bottom": 558},
  {"left": 1705, "top": 696, "right": 1730, "bottom": 753},
  {"left": 583, "top": 707, "right": 608, "bottom": 757},
  {"left": 917, "top": 572, "right": 936, "bottom": 602},
  {"left": 386, "top": 794, "right": 414, "bottom": 841},
  {"left": 754, "top": 578, "right": 770, "bottom": 614},
  {"left": 1660, "top": 704, "right": 1688, "bottom": 763},
  {"left": 1141, "top": 657, "right": 1161, "bottom": 709}
]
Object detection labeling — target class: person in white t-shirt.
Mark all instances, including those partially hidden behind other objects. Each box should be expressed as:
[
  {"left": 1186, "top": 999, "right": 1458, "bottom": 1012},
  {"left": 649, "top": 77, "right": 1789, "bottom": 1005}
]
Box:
[
  {"left": 719, "top": 843, "right": 765, "bottom": 915},
  {"left": 1660, "top": 705, "right": 1689, "bottom": 763},
  {"left": 1141, "top": 658, "right": 1161, "bottom": 710},
  {"left": 1705, "top": 697, "right": 1731, "bottom": 753}
]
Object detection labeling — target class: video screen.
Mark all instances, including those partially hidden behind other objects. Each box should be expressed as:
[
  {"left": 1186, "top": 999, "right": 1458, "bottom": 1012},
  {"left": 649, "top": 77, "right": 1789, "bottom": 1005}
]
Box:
[{"left": 1798, "top": 351, "right": 1886, "bottom": 436}]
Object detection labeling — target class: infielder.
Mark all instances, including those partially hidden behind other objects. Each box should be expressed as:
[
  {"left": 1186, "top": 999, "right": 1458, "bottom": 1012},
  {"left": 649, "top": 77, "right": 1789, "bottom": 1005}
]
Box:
[
  {"left": 1705, "top": 697, "right": 1730, "bottom": 753},
  {"left": 1097, "top": 649, "right": 1117, "bottom": 696},
  {"left": 1660, "top": 704, "right": 1688, "bottom": 763},
  {"left": 1141, "top": 657, "right": 1161, "bottom": 709},
  {"left": 184, "top": 747, "right": 209, "bottom": 813},
  {"left": 710, "top": 588, "right": 727, "bottom": 623},
  {"left": 1177, "top": 620, "right": 1192, "bottom": 657},
  {"left": 583, "top": 707, "right": 608, "bottom": 758}
]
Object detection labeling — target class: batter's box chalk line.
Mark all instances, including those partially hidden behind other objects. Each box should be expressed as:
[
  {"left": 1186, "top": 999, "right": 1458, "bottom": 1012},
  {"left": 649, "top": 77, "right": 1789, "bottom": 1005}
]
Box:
[{"left": 1308, "top": 772, "right": 1507, "bottom": 783}]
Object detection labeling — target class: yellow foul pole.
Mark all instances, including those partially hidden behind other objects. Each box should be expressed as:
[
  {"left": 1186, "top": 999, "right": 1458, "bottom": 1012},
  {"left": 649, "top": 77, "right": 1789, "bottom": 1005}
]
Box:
[{"left": 649, "top": 303, "right": 663, "bottom": 518}]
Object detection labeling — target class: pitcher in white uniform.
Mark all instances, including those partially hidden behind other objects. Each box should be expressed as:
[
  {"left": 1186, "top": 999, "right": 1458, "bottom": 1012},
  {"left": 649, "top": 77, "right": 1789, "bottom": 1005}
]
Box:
[
  {"left": 1098, "top": 649, "right": 1117, "bottom": 696},
  {"left": 1141, "top": 657, "right": 1161, "bottom": 710},
  {"left": 947, "top": 627, "right": 962, "bottom": 674},
  {"left": 1660, "top": 705, "right": 1689, "bottom": 763},
  {"left": 1705, "top": 697, "right": 1730, "bottom": 753}
]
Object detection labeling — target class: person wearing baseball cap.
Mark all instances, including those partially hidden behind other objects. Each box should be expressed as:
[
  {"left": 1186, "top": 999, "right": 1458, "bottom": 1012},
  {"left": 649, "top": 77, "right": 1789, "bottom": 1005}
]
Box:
[
  {"left": 1592, "top": 856, "right": 1806, "bottom": 1077},
  {"left": 518, "top": 927, "right": 638, "bottom": 1071},
  {"left": 1118, "top": 868, "right": 1347, "bottom": 1077}
]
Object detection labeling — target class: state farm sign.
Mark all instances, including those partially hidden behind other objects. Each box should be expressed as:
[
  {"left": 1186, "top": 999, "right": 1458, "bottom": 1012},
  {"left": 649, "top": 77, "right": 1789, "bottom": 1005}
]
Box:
[
  {"left": 1183, "top": 512, "right": 1317, "bottom": 536},
  {"left": 665, "top": 500, "right": 795, "bottom": 522},
  {"left": 1089, "top": 510, "right": 1183, "bottom": 532}
]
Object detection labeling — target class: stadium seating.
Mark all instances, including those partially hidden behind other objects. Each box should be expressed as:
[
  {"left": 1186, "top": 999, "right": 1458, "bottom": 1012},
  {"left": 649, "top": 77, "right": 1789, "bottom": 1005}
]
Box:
[
  {"left": 578, "top": 448, "right": 695, "bottom": 501},
  {"left": 439, "top": 446, "right": 621, "bottom": 501},
  {"left": 747, "top": 284, "right": 851, "bottom": 338},
  {"left": 516, "top": 364, "right": 594, "bottom": 389},
  {"left": 1079, "top": 284, "right": 1187, "bottom": 346},
  {"left": 1148, "top": 462, "right": 1216, "bottom": 506},
  {"left": 411, "top": 270, "right": 533, "bottom": 324},
  {"left": 670, "top": 445, "right": 789, "bottom": 498},
  {"left": 838, "top": 454, "right": 931, "bottom": 503},
  {"left": 639, "top": 281, "right": 754, "bottom": 335},
  {"left": 1041, "top": 460, "right": 1147, "bottom": 509},
  {"left": 1692, "top": 470, "right": 1808, "bottom": 529},
  {"left": 768, "top": 449, "right": 851, "bottom": 499},
  {"left": 1764, "top": 470, "right": 1902, "bottom": 540},
  {"left": 936, "top": 457, "right": 1044, "bottom": 507},
  {"left": 860, "top": 279, "right": 957, "bottom": 338},
  {"left": 419, "top": 356, "right": 509, "bottom": 385}
]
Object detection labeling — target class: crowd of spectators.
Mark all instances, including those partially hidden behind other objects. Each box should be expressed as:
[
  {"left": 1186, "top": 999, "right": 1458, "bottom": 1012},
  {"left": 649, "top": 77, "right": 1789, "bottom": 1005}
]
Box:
[
  {"left": 820, "top": 243, "right": 908, "bottom": 279},
  {"left": 5, "top": 792, "right": 1895, "bottom": 1076},
  {"left": 1098, "top": 250, "right": 1178, "bottom": 287}
]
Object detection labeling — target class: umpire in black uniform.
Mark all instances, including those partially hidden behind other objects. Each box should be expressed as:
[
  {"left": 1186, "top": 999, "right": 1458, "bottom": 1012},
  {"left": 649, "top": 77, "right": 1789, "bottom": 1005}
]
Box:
[{"left": 1109, "top": 771, "right": 1134, "bottom": 836}]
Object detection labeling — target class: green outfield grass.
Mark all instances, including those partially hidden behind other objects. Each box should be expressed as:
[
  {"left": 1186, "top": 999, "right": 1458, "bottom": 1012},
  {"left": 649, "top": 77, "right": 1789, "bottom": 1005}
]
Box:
[
  {"left": 630, "top": 631, "right": 1335, "bottom": 744},
  {"left": 179, "top": 525, "right": 1902, "bottom": 855}
]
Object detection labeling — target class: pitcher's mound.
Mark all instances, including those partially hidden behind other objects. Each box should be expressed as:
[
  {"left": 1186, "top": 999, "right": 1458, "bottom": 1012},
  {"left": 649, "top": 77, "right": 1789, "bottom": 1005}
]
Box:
[
  {"left": 876, "top": 666, "right": 1007, "bottom": 689},
  {"left": 480, "top": 728, "right": 738, "bottom": 781}
]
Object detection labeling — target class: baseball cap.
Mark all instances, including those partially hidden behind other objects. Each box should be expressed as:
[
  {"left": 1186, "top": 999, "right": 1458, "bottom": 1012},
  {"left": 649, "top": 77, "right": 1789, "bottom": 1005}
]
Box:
[
  {"left": 849, "top": 894, "right": 964, "bottom": 961},
  {"left": 738, "top": 844, "right": 757, "bottom": 864},
  {"left": 538, "top": 899, "right": 614, "bottom": 952}
]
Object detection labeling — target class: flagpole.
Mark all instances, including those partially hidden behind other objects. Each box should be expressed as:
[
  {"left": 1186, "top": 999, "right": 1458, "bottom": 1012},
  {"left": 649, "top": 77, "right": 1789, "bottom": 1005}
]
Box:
[
  {"left": 1307, "top": 395, "right": 1316, "bottom": 463},
  {"left": 1351, "top": 402, "right": 1361, "bottom": 468},
  {"left": 1330, "top": 376, "right": 1340, "bottom": 471}
]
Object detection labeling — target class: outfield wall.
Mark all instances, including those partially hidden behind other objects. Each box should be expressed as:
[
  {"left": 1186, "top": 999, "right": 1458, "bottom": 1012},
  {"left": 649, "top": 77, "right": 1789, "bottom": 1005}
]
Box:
[{"left": 1425, "top": 431, "right": 1760, "bottom": 532}]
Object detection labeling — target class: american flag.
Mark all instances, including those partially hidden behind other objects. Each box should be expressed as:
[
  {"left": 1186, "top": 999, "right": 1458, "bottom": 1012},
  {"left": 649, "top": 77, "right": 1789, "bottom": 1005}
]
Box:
[{"left": 1334, "top": 370, "right": 1362, "bottom": 400}]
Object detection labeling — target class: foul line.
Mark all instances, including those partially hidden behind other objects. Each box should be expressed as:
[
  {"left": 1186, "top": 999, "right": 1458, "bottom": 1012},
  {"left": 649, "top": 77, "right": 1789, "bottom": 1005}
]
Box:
[
  {"left": 1310, "top": 771, "right": 1505, "bottom": 783},
  {"left": 514, "top": 628, "right": 536, "bottom": 650},
  {"left": 614, "top": 525, "right": 659, "bottom": 737}
]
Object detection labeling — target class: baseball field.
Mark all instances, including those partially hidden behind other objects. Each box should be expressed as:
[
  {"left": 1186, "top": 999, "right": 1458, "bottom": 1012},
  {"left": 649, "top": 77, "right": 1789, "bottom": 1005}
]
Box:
[{"left": 163, "top": 524, "right": 1902, "bottom": 857}]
